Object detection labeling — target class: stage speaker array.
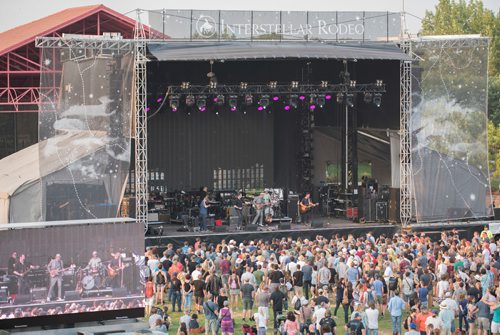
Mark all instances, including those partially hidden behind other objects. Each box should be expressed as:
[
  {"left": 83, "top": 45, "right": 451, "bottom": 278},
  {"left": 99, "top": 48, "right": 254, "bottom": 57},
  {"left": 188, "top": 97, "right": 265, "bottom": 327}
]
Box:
[
  {"left": 388, "top": 188, "right": 400, "bottom": 223},
  {"left": 287, "top": 195, "right": 299, "bottom": 223}
]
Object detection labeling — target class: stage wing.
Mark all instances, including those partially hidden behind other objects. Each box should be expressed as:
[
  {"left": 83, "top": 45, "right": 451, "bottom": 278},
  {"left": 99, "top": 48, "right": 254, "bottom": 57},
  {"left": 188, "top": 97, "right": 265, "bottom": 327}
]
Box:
[
  {"left": 410, "top": 37, "right": 492, "bottom": 222},
  {"left": 147, "top": 41, "right": 411, "bottom": 61},
  {"left": 34, "top": 45, "right": 134, "bottom": 222}
]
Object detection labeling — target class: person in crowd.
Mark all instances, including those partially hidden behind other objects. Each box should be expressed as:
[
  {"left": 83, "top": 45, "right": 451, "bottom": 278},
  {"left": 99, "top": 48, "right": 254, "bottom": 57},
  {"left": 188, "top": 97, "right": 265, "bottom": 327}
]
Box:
[
  {"left": 270, "top": 285, "right": 286, "bottom": 330},
  {"left": 241, "top": 278, "right": 255, "bottom": 322},
  {"left": 203, "top": 292, "right": 218, "bottom": 335},
  {"left": 388, "top": 291, "right": 406, "bottom": 335},
  {"left": 405, "top": 323, "right": 420, "bottom": 335},
  {"left": 254, "top": 304, "right": 268, "bottom": 335},
  {"left": 283, "top": 310, "right": 300, "bottom": 335},
  {"left": 219, "top": 300, "right": 234, "bottom": 335},
  {"left": 365, "top": 302, "right": 379, "bottom": 335}
]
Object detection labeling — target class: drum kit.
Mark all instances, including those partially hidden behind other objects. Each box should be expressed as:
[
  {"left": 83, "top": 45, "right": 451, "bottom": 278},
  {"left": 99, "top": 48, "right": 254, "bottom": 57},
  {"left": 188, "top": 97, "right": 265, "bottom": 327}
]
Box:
[{"left": 76, "top": 265, "right": 106, "bottom": 291}]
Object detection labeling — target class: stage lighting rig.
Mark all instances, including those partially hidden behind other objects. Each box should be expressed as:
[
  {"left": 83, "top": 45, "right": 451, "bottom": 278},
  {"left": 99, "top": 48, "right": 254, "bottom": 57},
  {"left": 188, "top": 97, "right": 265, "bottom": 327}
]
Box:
[
  {"left": 169, "top": 95, "right": 180, "bottom": 111},
  {"left": 336, "top": 93, "right": 344, "bottom": 103},
  {"left": 215, "top": 94, "right": 225, "bottom": 105},
  {"left": 346, "top": 93, "right": 355, "bottom": 107},
  {"left": 363, "top": 93, "right": 373, "bottom": 103},
  {"left": 373, "top": 93, "right": 382, "bottom": 107},
  {"left": 181, "top": 82, "right": 190, "bottom": 90},
  {"left": 197, "top": 95, "right": 207, "bottom": 111},
  {"left": 291, "top": 81, "right": 299, "bottom": 89},
  {"left": 258, "top": 95, "right": 270, "bottom": 109},
  {"left": 309, "top": 94, "right": 318, "bottom": 105},
  {"left": 289, "top": 94, "right": 299, "bottom": 108},
  {"left": 240, "top": 82, "right": 248, "bottom": 90},
  {"left": 269, "top": 81, "right": 278, "bottom": 89},
  {"left": 376, "top": 79, "right": 384, "bottom": 87},
  {"left": 228, "top": 95, "right": 238, "bottom": 110},
  {"left": 244, "top": 94, "right": 253, "bottom": 105},
  {"left": 349, "top": 80, "right": 357, "bottom": 87},
  {"left": 209, "top": 81, "right": 217, "bottom": 89},
  {"left": 185, "top": 94, "right": 195, "bottom": 107},
  {"left": 320, "top": 81, "right": 329, "bottom": 88}
]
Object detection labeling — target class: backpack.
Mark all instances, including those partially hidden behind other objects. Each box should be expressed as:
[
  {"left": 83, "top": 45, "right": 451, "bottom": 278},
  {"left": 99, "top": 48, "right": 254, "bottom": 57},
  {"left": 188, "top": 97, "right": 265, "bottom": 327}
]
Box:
[
  {"left": 389, "top": 277, "right": 398, "bottom": 291},
  {"left": 294, "top": 298, "right": 302, "bottom": 310},
  {"left": 366, "top": 291, "right": 375, "bottom": 304}
]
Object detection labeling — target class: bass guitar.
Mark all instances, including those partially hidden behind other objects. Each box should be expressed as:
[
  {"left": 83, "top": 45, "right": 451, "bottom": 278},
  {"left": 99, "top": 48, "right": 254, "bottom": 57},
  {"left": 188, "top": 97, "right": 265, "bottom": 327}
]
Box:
[{"left": 49, "top": 265, "right": 75, "bottom": 278}]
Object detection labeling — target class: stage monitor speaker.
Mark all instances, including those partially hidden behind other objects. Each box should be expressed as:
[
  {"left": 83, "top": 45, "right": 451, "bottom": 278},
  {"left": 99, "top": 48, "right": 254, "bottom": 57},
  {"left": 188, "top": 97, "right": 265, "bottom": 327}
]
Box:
[
  {"left": 447, "top": 208, "right": 473, "bottom": 220},
  {"left": 311, "top": 221, "right": 323, "bottom": 229},
  {"left": 14, "top": 294, "right": 31, "bottom": 304},
  {"left": 279, "top": 222, "right": 291, "bottom": 230},
  {"left": 31, "top": 287, "right": 47, "bottom": 301},
  {"left": 112, "top": 287, "right": 128, "bottom": 297},
  {"left": 287, "top": 195, "right": 299, "bottom": 223},
  {"left": 388, "top": 188, "right": 400, "bottom": 223},
  {"left": 245, "top": 225, "right": 258, "bottom": 231},
  {"left": 494, "top": 207, "right": 500, "bottom": 220},
  {"left": 215, "top": 225, "right": 227, "bottom": 232},
  {"left": 64, "top": 290, "right": 81, "bottom": 301}
]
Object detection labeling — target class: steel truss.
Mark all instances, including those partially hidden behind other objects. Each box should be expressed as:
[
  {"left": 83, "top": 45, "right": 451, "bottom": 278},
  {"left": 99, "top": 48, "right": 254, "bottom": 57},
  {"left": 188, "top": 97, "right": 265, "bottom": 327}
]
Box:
[
  {"left": 134, "top": 11, "right": 149, "bottom": 233},
  {"left": 166, "top": 83, "right": 386, "bottom": 96},
  {"left": 399, "top": 40, "right": 412, "bottom": 226},
  {"left": 35, "top": 36, "right": 135, "bottom": 52}
]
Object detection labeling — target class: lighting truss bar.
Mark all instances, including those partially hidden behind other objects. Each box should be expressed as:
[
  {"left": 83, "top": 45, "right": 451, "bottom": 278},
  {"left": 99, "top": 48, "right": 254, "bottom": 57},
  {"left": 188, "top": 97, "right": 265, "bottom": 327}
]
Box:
[
  {"left": 35, "top": 37, "right": 135, "bottom": 52},
  {"left": 166, "top": 83, "right": 386, "bottom": 95}
]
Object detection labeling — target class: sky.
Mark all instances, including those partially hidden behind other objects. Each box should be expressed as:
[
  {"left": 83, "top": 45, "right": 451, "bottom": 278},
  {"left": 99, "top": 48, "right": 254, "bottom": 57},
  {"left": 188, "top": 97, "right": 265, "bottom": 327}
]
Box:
[{"left": 0, "top": 0, "right": 498, "bottom": 34}]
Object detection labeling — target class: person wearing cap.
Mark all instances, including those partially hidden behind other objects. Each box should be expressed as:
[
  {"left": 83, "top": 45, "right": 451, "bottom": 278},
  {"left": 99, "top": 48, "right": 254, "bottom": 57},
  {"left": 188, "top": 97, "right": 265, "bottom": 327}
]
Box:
[
  {"left": 438, "top": 302, "right": 454, "bottom": 335},
  {"left": 297, "top": 299, "right": 313, "bottom": 334},
  {"left": 319, "top": 309, "right": 337, "bottom": 335},
  {"left": 346, "top": 312, "right": 365, "bottom": 335},
  {"left": 416, "top": 305, "right": 433, "bottom": 335},
  {"left": 404, "top": 323, "right": 420, "bottom": 335}
]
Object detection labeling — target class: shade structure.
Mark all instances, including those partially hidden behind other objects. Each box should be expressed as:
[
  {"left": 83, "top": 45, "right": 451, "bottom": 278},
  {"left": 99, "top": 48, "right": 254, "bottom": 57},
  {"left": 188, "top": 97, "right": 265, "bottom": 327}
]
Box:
[{"left": 147, "top": 41, "right": 411, "bottom": 61}]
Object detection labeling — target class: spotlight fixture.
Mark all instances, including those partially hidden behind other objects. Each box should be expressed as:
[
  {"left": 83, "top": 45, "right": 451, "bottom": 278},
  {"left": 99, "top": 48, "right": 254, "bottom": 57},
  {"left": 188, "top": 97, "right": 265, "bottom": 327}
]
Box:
[
  {"left": 215, "top": 94, "right": 225, "bottom": 105},
  {"left": 269, "top": 81, "right": 278, "bottom": 89},
  {"left": 289, "top": 94, "right": 299, "bottom": 108},
  {"left": 291, "top": 81, "right": 299, "bottom": 89},
  {"left": 185, "top": 94, "right": 195, "bottom": 107},
  {"left": 325, "top": 94, "right": 332, "bottom": 100},
  {"left": 317, "top": 96, "right": 326, "bottom": 107},
  {"left": 181, "top": 82, "right": 190, "bottom": 90},
  {"left": 258, "top": 95, "right": 270, "bottom": 109},
  {"left": 320, "top": 81, "right": 329, "bottom": 88},
  {"left": 156, "top": 97, "right": 163, "bottom": 103},
  {"left": 169, "top": 95, "right": 180, "bottom": 111},
  {"left": 309, "top": 94, "right": 318, "bottom": 105},
  {"left": 349, "top": 80, "right": 357, "bottom": 87},
  {"left": 228, "top": 95, "right": 238, "bottom": 110},
  {"left": 309, "top": 105, "right": 316, "bottom": 111},
  {"left": 376, "top": 79, "right": 383, "bottom": 87},
  {"left": 284, "top": 105, "right": 291, "bottom": 111},
  {"left": 240, "top": 82, "right": 248, "bottom": 90},
  {"left": 196, "top": 95, "right": 207, "bottom": 111},
  {"left": 244, "top": 94, "right": 253, "bottom": 105},
  {"left": 336, "top": 93, "right": 344, "bottom": 103},
  {"left": 209, "top": 81, "right": 217, "bottom": 89},
  {"left": 373, "top": 93, "right": 382, "bottom": 107},
  {"left": 346, "top": 93, "right": 355, "bottom": 107},
  {"left": 272, "top": 95, "right": 280, "bottom": 101},
  {"left": 363, "top": 93, "right": 373, "bottom": 103}
]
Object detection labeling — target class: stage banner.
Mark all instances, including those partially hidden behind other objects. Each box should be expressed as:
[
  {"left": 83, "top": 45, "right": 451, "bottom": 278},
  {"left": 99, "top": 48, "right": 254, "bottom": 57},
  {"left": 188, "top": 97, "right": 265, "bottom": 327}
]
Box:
[
  {"left": 411, "top": 37, "right": 492, "bottom": 222},
  {"left": 148, "top": 10, "right": 400, "bottom": 42},
  {"left": 17, "top": 45, "right": 135, "bottom": 223}
]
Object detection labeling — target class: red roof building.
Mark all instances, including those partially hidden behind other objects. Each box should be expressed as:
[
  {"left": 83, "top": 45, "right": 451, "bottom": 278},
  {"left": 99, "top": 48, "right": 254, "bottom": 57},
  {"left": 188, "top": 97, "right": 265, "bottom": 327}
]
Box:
[{"left": 0, "top": 5, "right": 158, "bottom": 158}]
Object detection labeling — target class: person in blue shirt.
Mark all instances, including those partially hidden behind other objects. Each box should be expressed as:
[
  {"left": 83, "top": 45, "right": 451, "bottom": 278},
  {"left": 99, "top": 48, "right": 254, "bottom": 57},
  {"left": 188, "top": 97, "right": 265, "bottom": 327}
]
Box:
[
  {"left": 388, "top": 291, "right": 406, "bottom": 335},
  {"left": 302, "top": 260, "right": 313, "bottom": 300},
  {"left": 199, "top": 195, "right": 210, "bottom": 232},
  {"left": 417, "top": 283, "right": 429, "bottom": 309}
]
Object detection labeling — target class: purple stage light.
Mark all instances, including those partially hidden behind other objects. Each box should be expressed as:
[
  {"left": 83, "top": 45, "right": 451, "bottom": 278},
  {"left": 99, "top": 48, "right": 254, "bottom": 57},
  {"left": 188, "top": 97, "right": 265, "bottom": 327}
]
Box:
[
  {"left": 273, "top": 96, "right": 279, "bottom": 101},
  {"left": 257, "top": 106, "right": 264, "bottom": 111},
  {"left": 172, "top": 107, "right": 177, "bottom": 112},
  {"left": 200, "top": 107, "right": 206, "bottom": 112},
  {"left": 309, "top": 105, "right": 316, "bottom": 110},
  {"left": 284, "top": 105, "right": 291, "bottom": 111},
  {"left": 213, "top": 97, "right": 218, "bottom": 103},
  {"left": 156, "top": 97, "right": 163, "bottom": 103},
  {"left": 145, "top": 107, "right": 151, "bottom": 112},
  {"left": 299, "top": 95, "right": 306, "bottom": 101},
  {"left": 325, "top": 95, "right": 332, "bottom": 100},
  {"left": 230, "top": 106, "right": 237, "bottom": 111}
]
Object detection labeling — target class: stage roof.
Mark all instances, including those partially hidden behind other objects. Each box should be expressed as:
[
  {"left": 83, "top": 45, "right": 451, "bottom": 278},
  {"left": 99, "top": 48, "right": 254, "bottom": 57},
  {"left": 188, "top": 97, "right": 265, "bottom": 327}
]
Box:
[{"left": 147, "top": 41, "right": 411, "bottom": 61}]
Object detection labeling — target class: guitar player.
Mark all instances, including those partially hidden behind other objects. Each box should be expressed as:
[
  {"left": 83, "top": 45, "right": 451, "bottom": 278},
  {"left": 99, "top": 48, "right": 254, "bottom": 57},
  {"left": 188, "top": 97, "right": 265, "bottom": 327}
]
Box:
[
  {"left": 47, "top": 253, "right": 64, "bottom": 301},
  {"left": 13, "top": 254, "right": 37, "bottom": 295},
  {"left": 299, "top": 192, "right": 317, "bottom": 225},
  {"left": 107, "top": 252, "right": 124, "bottom": 289}
]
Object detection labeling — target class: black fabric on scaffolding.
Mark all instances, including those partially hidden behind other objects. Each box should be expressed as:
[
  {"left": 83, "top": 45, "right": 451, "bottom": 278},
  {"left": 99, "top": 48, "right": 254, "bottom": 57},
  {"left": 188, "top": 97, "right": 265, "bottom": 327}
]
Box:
[{"left": 147, "top": 41, "right": 412, "bottom": 61}]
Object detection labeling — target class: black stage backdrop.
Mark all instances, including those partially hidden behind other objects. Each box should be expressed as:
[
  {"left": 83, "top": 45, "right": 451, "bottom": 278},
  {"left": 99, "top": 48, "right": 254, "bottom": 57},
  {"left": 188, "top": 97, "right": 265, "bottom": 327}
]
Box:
[{"left": 147, "top": 59, "right": 400, "bottom": 192}]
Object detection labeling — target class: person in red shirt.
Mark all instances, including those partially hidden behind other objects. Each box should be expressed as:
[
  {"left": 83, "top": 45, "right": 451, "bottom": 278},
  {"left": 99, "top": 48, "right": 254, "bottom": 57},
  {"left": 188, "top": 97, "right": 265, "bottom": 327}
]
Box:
[{"left": 415, "top": 305, "right": 433, "bottom": 335}]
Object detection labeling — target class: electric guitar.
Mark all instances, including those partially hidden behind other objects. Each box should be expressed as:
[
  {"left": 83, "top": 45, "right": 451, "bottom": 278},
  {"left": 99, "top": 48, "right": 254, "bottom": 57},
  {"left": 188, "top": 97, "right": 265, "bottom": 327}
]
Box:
[
  {"left": 14, "top": 265, "right": 40, "bottom": 278},
  {"left": 107, "top": 263, "right": 128, "bottom": 278},
  {"left": 299, "top": 202, "right": 318, "bottom": 214},
  {"left": 49, "top": 265, "right": 75, "bottom": 278}
]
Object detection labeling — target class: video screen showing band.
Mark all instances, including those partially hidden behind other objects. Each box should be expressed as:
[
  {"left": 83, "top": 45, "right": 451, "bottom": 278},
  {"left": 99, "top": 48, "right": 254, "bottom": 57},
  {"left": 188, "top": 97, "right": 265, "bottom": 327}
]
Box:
[{"left": 0, "top": 222, "right": 144, "bottom": 322}]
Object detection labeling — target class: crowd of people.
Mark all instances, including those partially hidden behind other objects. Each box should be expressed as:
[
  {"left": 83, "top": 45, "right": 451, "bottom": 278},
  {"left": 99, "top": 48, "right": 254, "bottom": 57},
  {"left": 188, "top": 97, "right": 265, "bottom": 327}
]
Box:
[
  {"left": 144, "top": 227, "right": 500, "bottom": 335},
  {"left": 0, "top": 299, "right": 143, "bottom": 319}
]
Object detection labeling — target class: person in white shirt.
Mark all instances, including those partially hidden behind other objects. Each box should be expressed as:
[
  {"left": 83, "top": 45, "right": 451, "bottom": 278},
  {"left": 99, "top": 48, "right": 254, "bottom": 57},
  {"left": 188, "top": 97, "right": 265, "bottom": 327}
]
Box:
[
  {"left": 287, "top": 257, "right": 298, "bottom": 276},
  {"left": 365, "top": 302, "right": 380, "bottom": 335},
  {"left": 436, "top": 276, "right": 450, "bottom": 300},
  {"left": 312, "top": 302, "right": 327, "bottom": 331},
  {"left": 425, "top": 309, "right": 443, "bottom": 333},
  {"left": 254, "top": 307, "right": 268, "bottom": 335},
  {"left": 384, "top": 262, "right": 393, "bottom": 285},
  {"left": 179, "top": 310, "right": 191, "bottom": 331}
]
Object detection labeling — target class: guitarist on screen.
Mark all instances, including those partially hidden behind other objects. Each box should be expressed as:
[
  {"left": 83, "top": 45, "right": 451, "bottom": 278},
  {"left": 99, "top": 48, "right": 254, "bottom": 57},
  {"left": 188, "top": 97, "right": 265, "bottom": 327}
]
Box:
[
  {"left": 299, "top": 192, "right": 318, "bottom": 225},
  {"left": 13, "top": 254, "right": 38, "bottom": 295},
  {"left": 47, "top": 253, "right": 64, "bottom": 301},
  {"left": 107, "top": 252, "right": 124, "bottom": 288}
]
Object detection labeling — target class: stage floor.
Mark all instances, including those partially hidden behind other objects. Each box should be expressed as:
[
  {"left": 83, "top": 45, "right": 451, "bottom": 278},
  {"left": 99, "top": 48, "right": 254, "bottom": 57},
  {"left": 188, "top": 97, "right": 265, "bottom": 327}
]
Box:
[{"left": 145, "top": 216, "right": 397, "bottom": 247}]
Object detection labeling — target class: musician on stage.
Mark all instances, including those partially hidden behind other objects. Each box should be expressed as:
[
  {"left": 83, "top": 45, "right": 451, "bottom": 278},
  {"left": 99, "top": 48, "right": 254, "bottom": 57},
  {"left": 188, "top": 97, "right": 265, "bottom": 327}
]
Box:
[
  {"left": 251, "top": 193, "right": 266, "bottom": 226},
  {"left": 47, "top": 253, "right": 64, "bottom": 301},
  {"left": 300, "top": 192, "right": 317, "bottom": 225},
  {"left": 13, "top": 254, "right": 35, "bottom": 295},
  {"left": 107, "top": 252, "right": 123, "bottom": 289},
  {"left": 233, "top": 192, "right": 244, "bottom": 230},
  {"left": 87, "top": 251, "right": 102, "bottom": 272},
  {"left": 199, "top": 194, "right": 211, "bottom": 232}
]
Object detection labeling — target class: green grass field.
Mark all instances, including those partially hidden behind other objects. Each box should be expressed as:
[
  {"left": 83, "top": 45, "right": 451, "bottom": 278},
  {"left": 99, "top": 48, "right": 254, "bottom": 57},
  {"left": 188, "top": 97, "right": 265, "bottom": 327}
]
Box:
[{"left": 152, "top": 297, "right": 414, "bottom": 335}]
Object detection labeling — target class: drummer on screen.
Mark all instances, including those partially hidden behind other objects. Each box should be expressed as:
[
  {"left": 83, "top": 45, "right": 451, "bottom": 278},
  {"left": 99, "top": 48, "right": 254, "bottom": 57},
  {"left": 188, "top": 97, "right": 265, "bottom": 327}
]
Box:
[{"left": 87, "top": 251, "right": 102, "bottom": 274}]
